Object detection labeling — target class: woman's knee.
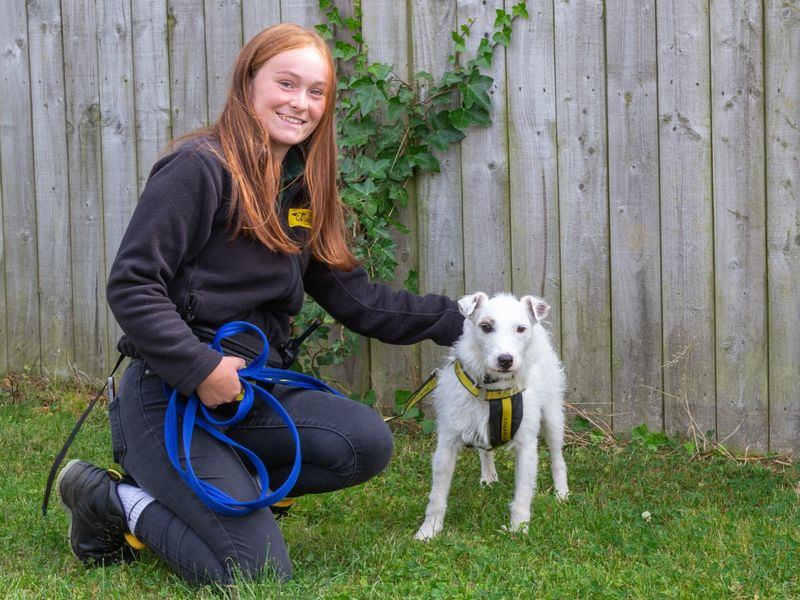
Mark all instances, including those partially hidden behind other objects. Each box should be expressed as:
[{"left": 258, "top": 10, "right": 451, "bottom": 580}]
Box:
[{"left": 349, "top": 404, "right": 394, "bottom": 483}]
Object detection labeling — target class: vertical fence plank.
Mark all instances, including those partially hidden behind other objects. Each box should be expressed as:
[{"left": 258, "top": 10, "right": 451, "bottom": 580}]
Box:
[
  {"left": 63, "top": 0, "right": 107, "bottom": 372},
  {"left": 168, "top": 0, "right": 209, "bottom": 137},
  {"left": 657, "top": 0, "right": 716, "bottom": 440},
  {"left": 766, "top": 0, "right": 800, "bottom": 455},
  {"left": 508, "top": 0, "right": 561, "bottom": 346},
  {"left": 28, "top": 0, "right": 74, "bottom": 373},
  {"left": 711, "top": 2, "right": 768, "bottom": 452},
  {"left": 205, "top": 0, "right": 243, "bottom": 122},
  {"left": 554, "top": 0, "right": 612, "bottom": 421},
  {"left": 459, "top": 0, "right": 510, "bottom": 295},
  {"left": 97, "top": 0, "right": 138, "bottom": 366},
  {"left": 0, "top": 1, "right": 40, "bottom": 371},
  {"left": 363, "top": 0, "right": 420, "bottom": 411},
  {"left": 411, "top": 0, "right": 463, "bottom": 376},
  {"left": 132, "top": 1, "right": 171, "bottom": 194},
  {"left": 280, "top": 0, "right": 320, "bottom": 27},
  {"left": 606, "top": 1, "right": 662, "bottom": 431},
  {"left": 242, "top": 1, "right": 280, "bottom": 41}
]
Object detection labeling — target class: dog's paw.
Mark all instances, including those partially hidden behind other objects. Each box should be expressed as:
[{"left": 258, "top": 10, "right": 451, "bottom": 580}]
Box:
[
  {"left": 414, "top": 519, "right": 443, "bottom": 541},
  {"left": 555, "top": 487, "right": 569, "bottom": 501},
  {"left": 500, "top": 523, "right": 529, "bottom": 535},
  {"left": 480, "top": 473, "right": 499, "bottom": 487}
]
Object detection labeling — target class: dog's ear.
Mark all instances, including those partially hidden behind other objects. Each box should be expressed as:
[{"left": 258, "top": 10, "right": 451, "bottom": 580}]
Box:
[
  {"left": 522, "top": 296, "right": 550, "bottom": 322},
  {"left": 458, "top": 292, "right": 488, "bottom": 318}
]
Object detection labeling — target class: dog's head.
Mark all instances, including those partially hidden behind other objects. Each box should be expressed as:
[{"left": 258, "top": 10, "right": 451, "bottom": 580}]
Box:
[{"left": 456, "top": 292, "right": 550, "bottom": 376}]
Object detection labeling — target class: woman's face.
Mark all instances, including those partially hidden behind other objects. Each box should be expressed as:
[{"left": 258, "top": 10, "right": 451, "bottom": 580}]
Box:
[{"left": 249, "top": 45, "right": 330, "bottom": 162}]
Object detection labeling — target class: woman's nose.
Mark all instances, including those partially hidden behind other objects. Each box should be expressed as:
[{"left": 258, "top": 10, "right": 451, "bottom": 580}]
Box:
[{"left": 289, "top": 92, "right": 307, "bottom": 111}]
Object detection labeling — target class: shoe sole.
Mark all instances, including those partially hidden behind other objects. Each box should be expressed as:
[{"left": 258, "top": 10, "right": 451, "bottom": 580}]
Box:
[{"left": 56, "top": 458, "right": 85, "bottom": 562}]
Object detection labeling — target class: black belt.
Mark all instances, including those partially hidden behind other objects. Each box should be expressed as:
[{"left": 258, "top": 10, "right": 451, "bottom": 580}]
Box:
[{"left": 190, "top": 324, "right": 285, "bottom": 367}]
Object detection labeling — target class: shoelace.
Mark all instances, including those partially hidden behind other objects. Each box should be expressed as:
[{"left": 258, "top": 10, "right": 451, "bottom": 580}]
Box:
[{"left": 163, "top": 321, "right": 344, "bottom": 516}]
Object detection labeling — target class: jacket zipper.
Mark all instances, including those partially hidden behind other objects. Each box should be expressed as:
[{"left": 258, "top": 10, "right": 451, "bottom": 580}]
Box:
[{"left": 184, "top": 294, "right": 197, "bottom": 323}]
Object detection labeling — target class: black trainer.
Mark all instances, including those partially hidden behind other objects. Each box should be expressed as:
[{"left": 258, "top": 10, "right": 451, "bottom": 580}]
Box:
[{"left": 57, "top": 459, "right": 136, "bottom": 565}]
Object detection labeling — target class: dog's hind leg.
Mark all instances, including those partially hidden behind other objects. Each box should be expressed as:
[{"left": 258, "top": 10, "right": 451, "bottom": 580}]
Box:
[
  {"left": 509, "top": 441, "right": 538, "bottom": 532},
  {"left": 415, "top": 439, "right": 460, "bottom": 540},
  {"left": 478, "top": 449, "right": 498, "bottom": 486},
  {"left": 542, "top": 402, "right": 569, "bottom": 499}
]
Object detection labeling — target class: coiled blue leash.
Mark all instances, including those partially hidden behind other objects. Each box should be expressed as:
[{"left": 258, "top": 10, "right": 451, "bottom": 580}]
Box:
[{"left": 163, "top": 321, "right": 344, "bottom": 516}]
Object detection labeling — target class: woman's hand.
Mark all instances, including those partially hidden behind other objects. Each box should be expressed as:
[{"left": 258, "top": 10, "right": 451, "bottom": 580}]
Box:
[{"left": 196, "top": 356, "right": 246, "bottom": 409}]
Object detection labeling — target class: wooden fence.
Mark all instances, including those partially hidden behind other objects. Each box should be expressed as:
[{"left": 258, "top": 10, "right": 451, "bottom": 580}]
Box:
[{"left": 0, "top": 0, "right": 798, "bottom": 454}]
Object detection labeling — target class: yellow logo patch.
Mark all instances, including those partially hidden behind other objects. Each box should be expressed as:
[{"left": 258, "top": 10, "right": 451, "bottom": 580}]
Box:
[{"left": 288, "top": 208, "right": 312, "bottom": 229}]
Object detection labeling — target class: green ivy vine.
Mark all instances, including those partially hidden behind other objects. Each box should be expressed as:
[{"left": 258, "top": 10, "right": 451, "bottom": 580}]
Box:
[{"left": 297, "top": 0, "right": 529, "bottom": 380}]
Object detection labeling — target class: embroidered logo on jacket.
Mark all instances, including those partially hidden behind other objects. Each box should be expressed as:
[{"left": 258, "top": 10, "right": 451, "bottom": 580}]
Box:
[{"left": 288, "top": 208, "right": 312, "bottom": 229}]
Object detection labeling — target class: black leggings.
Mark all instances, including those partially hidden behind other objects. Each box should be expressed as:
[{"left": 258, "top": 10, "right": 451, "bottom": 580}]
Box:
[{"left": 111, "top": 359, "right": 393, "bottom": 584}]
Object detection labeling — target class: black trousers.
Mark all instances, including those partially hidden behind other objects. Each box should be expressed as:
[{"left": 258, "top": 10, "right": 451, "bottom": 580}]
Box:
[{"left": 111, "top": 359, "right": 393, "bottom": 584}]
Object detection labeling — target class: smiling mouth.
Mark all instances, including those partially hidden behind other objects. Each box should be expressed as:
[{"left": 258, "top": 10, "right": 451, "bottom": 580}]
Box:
[{"left": 277, "top": 113, "right": 305, "bottom": 125}]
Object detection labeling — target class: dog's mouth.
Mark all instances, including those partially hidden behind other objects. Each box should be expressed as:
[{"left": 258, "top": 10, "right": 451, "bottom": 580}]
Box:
[{"left": 485, "top": 366, "right": 516, "bottom": 380}]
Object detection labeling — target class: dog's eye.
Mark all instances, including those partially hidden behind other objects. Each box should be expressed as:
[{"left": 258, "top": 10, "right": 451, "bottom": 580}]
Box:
[
  {"left": 480, "top": 322, "right": 494, "bottom": 333},
  {"left": 517, "top": 326, "right": 527, "bottom": 334}
]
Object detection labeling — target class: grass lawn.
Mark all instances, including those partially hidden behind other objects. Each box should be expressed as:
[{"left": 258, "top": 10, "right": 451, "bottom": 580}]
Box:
[{"left": 1, "top": 374, "right": 798, "bottom": 599}]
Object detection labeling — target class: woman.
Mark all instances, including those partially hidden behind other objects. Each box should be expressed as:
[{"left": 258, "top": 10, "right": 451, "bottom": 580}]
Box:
[{"left": 56, "top": 23, "right": 463, "bottom": 584}]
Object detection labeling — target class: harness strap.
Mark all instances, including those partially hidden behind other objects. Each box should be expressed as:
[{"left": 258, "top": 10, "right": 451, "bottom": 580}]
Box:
[
  {"left": 454, "top": 360, "right": 525, "bottom": 449},
  {"left": 488, "top": 391, "right": 524, "bottom": 447},
  {"left": 41, "top": 353, "right": 126, "bottom": 516}
]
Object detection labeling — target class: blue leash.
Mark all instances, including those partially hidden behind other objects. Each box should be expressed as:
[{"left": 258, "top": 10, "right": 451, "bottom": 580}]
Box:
[{"left": 163, "top": 321, "right": 344, "bottom": 516}]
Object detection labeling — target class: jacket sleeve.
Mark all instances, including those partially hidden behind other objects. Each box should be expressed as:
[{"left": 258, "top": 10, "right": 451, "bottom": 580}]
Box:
[
  {"left": 302, "top": 259, "right": 464, "bottom": 347},
  {"left": 107, "top": 146, "right": 224, "bottom": 395}
]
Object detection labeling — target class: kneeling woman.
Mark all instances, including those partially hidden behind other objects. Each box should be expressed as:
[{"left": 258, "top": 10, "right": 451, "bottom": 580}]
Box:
[{"left": 57, "top": 23, "right": 463, "bottom": 584}]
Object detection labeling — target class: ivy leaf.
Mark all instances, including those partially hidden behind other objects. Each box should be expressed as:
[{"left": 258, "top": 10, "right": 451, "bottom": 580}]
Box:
[
  {"left": 368, "top": 63, "right": 394, "bottom": 80},
  {"left": 493, "top": 26, "right": 512, "bottom": 48},
  {"left": 351, "top": 178, "right": 379, "bottom": 198},
  {"left": 350, "top": 77, "right": 384, "bottom": 116},
  {"left": 450, "top": 30, "right": 466, "bottom": 54},
  {"left": 404, "top": 269, "right": 419, "bottom": 294},
  {"left": 448, "top": 106, "right": 491, "bottom": 129},
  {"left": 407, "top": 145, "right": 440, "bottom": 172},
  {"left": 427, "top": 110, "right": 466, "bottom": 150},
  {"left": 314, "top": 23, "right": 334, "bottom": 40},
  {"left": 512, "top": 1, "right": 529, "bottom": 19},
  {"left": 448, "top": 107, "right": 472, "bottom": 130},
  {"left": 386, "top": 96, "right": 409, "bottom": 122},
  {"left": 494, "top": 8, "right": 512, "bottom": 29},
  {"left": 334, "top": 40, "right": 359, "bottom": 62},
  {"left": 460, "top": 70, "right": 493, "bottom": 111}
]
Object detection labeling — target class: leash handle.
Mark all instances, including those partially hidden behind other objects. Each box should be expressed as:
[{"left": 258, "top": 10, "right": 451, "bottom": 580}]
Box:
[{"left": 41, "top": 354, "right": 126, "bottom": 516}]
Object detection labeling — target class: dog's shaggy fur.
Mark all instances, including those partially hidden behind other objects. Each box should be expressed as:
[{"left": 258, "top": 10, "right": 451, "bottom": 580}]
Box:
[{"left": 415, "top": 292, "right": 568, "bottom": 540}]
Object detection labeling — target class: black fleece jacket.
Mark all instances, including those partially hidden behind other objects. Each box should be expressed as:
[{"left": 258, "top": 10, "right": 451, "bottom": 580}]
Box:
[{"left": 107, "top": 138, "right": 464, "bottom": 396}]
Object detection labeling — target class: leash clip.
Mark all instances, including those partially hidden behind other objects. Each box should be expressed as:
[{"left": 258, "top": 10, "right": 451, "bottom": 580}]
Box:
[{"left": 279, "top": 318, "right": 322, "bottom": 368}]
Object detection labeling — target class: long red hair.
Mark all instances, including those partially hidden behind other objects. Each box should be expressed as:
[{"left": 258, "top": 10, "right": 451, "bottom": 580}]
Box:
[{"left": 207, "top": 23, "right": 357, "bottom": 270}]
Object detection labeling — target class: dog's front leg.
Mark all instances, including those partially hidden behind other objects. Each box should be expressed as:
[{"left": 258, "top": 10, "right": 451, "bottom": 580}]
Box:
[
  {"left": 478, "top": 449, "right": 498, "bottom": 486},
  {"left": 509, "top": 441, "right": 538, "bottom": 532},
  {"left": 542, "top": 402, "right": 569, "bottom": 499},
  {"left": 415, "top": 439, "right": 460, "bottom": 540}
]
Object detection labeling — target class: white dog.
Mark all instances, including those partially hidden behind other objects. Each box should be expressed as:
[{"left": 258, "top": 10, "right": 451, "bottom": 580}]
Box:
[{"left": 415, "top": 292, "right": 568, "bottom": 540}]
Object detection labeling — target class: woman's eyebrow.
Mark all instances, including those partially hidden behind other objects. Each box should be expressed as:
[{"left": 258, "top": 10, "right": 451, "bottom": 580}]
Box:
[{"left": 275, "top": 70, "right": 327, "bottom": 86}]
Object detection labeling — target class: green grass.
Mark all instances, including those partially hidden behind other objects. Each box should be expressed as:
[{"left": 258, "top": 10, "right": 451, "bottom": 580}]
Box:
[{"left": 1, "top": 375, "right": 798, "bottom": 599}]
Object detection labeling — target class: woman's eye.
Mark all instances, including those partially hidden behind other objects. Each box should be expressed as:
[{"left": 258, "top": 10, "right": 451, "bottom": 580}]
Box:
[
  {"left": 279, "top": 81, "right": 293, "bottom": 88},
  {"left": 310, "top": 88, "right": 325, "bottom": 96},
  {"left": 480, "top": 323, "right": 494, "bottom": 333}
]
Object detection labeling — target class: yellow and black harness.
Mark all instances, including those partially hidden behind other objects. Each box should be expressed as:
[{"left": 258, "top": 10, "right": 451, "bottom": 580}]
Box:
[{"left": 386, "top": 360, "right": 524, "bottom": 449}]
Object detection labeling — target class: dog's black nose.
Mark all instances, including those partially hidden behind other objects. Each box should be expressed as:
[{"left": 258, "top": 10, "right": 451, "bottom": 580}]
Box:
[{"left": 497, "top": 354, "right": 514, "bottom": 371}]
